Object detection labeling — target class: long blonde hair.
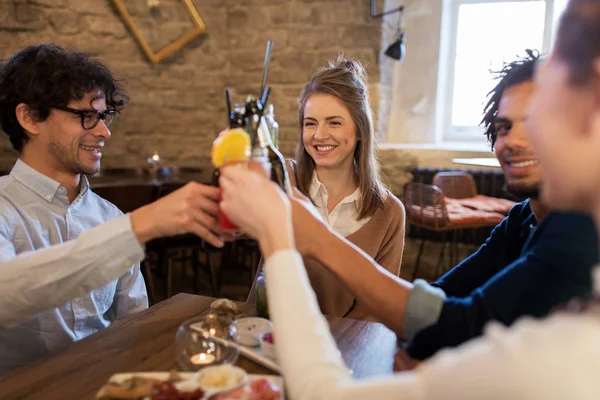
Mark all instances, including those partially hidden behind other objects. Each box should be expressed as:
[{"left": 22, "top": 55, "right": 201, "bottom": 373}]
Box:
[{"left": 295, "top": 56, "right": 385, "bottom": 219}]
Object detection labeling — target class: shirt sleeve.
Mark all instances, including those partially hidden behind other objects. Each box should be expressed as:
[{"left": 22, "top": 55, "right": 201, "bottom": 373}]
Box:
[
  {"left": 0, "top": 214, "right": 146, "bottom": 328},
  {"left": 264, "top": 249, "right": 600, "bottom": 400},
  {"left": 109, "top": 261, "right": 149, "bottom": 320},
  {"left": 407, "top": 211, "right": 598, "bottom": 360}
]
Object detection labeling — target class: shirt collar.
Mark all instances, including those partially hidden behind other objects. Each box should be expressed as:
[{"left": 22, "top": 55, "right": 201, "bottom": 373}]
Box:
[
  {"left": 10, "top": 159, "right": 90, "bottom": 205},
  {"left": 309, "top": 171, "right": 361, "bottom": 210}
]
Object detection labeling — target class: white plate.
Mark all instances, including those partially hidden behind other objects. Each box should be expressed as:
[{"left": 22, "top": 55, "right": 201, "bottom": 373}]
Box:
[
  {"left": 231, "top": 317, "right": 273, "bottom": 347},
  {"left": 96, "top": 371, "right": 284, "bottom": 400}
]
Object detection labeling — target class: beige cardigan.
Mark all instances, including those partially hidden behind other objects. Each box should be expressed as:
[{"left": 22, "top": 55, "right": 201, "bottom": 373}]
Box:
[{"left": 249, "top": 161, "right": 406, "bottom": 320}]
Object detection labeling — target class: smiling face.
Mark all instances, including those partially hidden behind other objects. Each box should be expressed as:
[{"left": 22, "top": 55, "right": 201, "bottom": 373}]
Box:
[
  {"left": 493, "top": 81, "right": 542, "bottom": 199},
  {"left": 302, "top": 93, "right": 358, "bottom": 172},
  {"left": 37, "top": 90, "right": 111, "bottom": 176}
]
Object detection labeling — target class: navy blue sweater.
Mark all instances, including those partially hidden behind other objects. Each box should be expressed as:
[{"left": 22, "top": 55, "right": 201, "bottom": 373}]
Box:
[{"left": 407, "top": 200, "right": 599, "bottom": 360}]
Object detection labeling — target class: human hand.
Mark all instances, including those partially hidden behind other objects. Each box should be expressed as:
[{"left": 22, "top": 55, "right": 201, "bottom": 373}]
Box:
[
  {"left": 219, "top": 166, "right": 294, "bottom": 258},
  {"left": 131, "top": 182, "right": 225, "bottom": 247}
]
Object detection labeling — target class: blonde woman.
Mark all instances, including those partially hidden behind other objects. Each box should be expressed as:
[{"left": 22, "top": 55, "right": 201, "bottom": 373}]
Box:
[{"left": 290, "top": 57, "right": 405, "bottom": 319}]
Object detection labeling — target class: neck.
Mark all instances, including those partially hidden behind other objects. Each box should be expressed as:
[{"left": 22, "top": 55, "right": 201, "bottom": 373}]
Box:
[
  {"left": 529, "top": 198, "right": 550, "bottom": 222},
  {"left": 315, "top": 161, "right": 357, "bottom": 212},
  {"left": 20, "top": 147, "right": 81, "bottom": 203}
]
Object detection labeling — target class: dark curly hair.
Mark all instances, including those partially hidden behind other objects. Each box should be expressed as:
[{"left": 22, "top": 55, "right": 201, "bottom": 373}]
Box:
[
  {"left": 481, "top": 49, "right": 540, "bottom": 150},
  {"left": 0, "top": 44, "right": 128, "bottom": 152}
]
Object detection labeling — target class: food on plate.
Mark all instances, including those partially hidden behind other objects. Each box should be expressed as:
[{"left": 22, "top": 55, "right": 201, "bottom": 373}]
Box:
[
  {"left": 262, "top": 332, "right": 274, "bottom": 344},
  {"left": 196, "top": 364, "right": 247, "bottom": 389},
  {"left": 150, "top": 381, "right": 204, "bottom": 400},
  {"left": 96, "top": 376, "right": 163, "bottom": 399},
  {"left": 212, "top": 378, "right": 282, "bottom": 400},
  {"left": 96, "top": 373, "right": 204, "bottom": 400}
]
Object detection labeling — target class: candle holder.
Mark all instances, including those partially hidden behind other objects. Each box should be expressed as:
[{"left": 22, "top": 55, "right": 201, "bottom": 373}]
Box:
[{"left": 175, "top": 317, "right": 239, "bottom": 371}]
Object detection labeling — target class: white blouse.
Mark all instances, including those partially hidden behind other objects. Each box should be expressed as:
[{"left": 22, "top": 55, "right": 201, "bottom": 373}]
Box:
[
  {"left": 309, "top": 173, "right": 369, "bottom": 237},
  {"left": 265, "top": 249, "right": 600, "bottom": 400}
]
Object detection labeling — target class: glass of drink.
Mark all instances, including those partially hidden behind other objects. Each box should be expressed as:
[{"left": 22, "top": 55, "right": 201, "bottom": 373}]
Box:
[{"left": 217, "top": 159, "right": 271, "bottom": 231}]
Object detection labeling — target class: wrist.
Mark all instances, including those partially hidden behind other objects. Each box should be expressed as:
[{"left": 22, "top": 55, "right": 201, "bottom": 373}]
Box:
[
  {"left": 259, "top": 220, "right": 295, "bottom": 259},
  {"left": 130, "top": 205, "right": 158, "bottom": 244}
]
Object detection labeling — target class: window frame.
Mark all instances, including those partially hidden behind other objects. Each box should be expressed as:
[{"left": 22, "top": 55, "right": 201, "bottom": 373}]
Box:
[{"left": 434, "top": 0, "right": 562, "bottom": 145}]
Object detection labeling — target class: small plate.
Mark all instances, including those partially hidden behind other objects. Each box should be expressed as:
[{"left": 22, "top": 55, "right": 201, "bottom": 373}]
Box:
[
  {"left": 96, "top": 371, "right": 284, "bottom": 400},
  {"left": 231, "top": 317, "right": 273, "bottom": 347}
]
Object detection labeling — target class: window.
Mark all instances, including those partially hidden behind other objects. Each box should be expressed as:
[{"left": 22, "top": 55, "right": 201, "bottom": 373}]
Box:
[{"left": 435, "top": 0, "right": 568, "bottom": 145}]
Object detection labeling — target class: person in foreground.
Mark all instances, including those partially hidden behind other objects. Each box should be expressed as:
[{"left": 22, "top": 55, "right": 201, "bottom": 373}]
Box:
[
  {"left": 220, "top": 168, "right": 600, "bottom": 400},
  {"left": 0, "top": 44, "right": 227, "bottom": 372}
]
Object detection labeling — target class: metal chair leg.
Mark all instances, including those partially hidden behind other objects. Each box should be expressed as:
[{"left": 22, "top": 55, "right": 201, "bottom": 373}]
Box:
[
  {"left": 435, "top": 231, "right": 447, "bottom": 278},
  {"left": 412, "top": 238, "right": 426, "bottom": 280}
]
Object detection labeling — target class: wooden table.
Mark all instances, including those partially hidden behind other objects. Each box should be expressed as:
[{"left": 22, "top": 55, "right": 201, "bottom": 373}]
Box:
[{"left": 0, "top": 294, "right": 397, "bottom": 399}]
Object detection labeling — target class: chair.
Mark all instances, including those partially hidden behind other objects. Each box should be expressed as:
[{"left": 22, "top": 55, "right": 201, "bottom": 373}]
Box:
[
  {"left": 433, "top": 171, "right": 516, "bottom": 215},
  {"left": 404, "top": 182, "right": 505, "bottom": 279},
  {"left": 156, "top": 183, "right": 220, "bottom": 298}
]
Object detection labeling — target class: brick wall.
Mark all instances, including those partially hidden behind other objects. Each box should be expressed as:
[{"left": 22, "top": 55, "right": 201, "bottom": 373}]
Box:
[{"left": 0, "top": 0, "right": 384, "bottom": 172}]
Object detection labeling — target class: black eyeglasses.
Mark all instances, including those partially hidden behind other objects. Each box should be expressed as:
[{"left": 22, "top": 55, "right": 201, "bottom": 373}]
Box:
[{"left": 53, "top": 106, "right": 116, "bottom": 130}]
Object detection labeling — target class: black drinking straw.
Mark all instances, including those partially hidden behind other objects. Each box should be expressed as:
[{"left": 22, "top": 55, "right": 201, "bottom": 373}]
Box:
[{"left": 225, "top": 89, "right": 232, "bottom": 125}]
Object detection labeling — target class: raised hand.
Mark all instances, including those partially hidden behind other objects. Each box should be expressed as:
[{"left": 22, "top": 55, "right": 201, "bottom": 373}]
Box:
[{"left": 130, "top": 182, "right": 225, "bottom": 247}]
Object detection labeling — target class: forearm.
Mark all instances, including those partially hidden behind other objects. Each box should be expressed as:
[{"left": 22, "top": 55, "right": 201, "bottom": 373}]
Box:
[
  {"left": 265, "top": 250, "right": 423, "bottom": 400},
  {"left": 0, "top": 215, "right": 145, "bottom": 327},
  {"left": 310, "top": 224, "right": 413, "bottom": 337}
]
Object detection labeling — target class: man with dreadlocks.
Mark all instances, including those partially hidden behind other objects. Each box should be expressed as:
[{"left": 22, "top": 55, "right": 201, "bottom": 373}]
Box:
[
  {"left": 279, "top": 51, "right": 599, "bottom": 363},
  {"left": 400, "top": 50, "right": 599, "bottom": 360}
]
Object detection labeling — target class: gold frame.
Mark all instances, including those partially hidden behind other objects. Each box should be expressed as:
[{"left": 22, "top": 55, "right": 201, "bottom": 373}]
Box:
[{"left": 112, "top": 0, "right": 206, "bottom": 63}]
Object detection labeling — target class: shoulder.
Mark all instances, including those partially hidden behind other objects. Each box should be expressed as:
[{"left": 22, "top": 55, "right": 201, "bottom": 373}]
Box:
[
  {"left": 506, "top": 200, "right": 532, "bottom": 221},
  {"left": 380, "top": 190, "right": 406, "bottom": 221}
]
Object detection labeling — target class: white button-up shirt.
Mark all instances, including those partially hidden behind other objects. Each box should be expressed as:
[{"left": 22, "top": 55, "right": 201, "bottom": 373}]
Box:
[
  {"left": 309, "top": 173, "right": 371, "bottom": 237},
  {"left": 0, "top": 160, "right": 148, "bottom": 373}
]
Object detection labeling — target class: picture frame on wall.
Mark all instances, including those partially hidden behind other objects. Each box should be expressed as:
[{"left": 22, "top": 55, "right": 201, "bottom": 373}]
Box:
[{"left": 112, "top": 0, "right": 206, "bottom": 63}]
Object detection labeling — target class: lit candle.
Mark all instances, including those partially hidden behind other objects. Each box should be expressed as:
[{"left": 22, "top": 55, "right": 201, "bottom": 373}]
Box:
[{"left": 190, "top": 353, "right": 216, "bottom": 365}]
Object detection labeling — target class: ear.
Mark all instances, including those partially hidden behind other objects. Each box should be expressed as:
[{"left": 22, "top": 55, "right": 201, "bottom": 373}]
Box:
[{"left": 15, "top": 103, "right": 40, "bottom": 137}]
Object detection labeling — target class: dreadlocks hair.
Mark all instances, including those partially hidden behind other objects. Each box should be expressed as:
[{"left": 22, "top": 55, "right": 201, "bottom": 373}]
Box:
[{"left": 481, "top": 49, "right": 540, "bottom": 150}]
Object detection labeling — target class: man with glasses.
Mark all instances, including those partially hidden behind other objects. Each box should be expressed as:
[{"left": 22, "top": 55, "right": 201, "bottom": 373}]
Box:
[{"left": 0, "top": 44, "right": 226, "bottom": 373}]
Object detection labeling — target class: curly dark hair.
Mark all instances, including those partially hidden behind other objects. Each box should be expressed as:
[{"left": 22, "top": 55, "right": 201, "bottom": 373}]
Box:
[
  {"left": 481, "top": 49, "right": 540, "bottom": 150},
  {"left": 0, "top": 44, "right": 129, "bottom": 152}
]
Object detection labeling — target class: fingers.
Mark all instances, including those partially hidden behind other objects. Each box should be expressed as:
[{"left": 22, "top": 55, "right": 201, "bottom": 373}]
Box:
[
  {"left": 189, "top": 223, "right": 224, "bottom": 248},
  {"left": 190, "top": 182, "right": 221, "bottom": 202},
  {"left": 188, "top": 190, "right": 220, "bottom": 218}
]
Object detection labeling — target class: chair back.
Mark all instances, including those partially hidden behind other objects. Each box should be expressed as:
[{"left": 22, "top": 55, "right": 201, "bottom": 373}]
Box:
[
  {"left": 404, "top": 182, "right": 449, "bottom": 230},
  {"left": 433, "top": 171, "right": 478, "bottom": 199}
]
